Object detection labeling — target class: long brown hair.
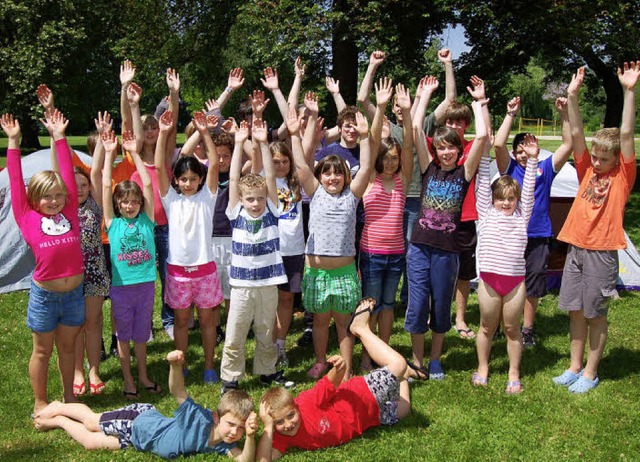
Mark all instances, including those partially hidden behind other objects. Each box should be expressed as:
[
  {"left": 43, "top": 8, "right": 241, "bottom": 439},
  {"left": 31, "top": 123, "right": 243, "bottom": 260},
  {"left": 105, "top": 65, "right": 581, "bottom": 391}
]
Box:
[{"left": 269, "top": 141, "right": 301, "bottom": 202}]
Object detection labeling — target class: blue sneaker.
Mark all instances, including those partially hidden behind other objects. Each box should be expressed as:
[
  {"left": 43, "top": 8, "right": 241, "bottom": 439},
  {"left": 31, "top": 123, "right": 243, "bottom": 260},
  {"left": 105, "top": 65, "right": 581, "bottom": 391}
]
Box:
[
  {"left": 204, "top": 369, "right": 219, "bottom": 384},
  {"left": 552, "top": 369, "right": 582, "bottom": 387},
  {"left": 428, "top": 360, "right": 445, "bottom": 381},
  {"left": 568, "top": 375, "right": 599, "bottom": 394}
]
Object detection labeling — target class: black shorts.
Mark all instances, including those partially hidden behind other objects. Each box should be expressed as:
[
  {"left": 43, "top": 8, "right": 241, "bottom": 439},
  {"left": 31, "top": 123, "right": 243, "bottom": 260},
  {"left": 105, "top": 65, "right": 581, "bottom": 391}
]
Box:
[
  {"left": 457, "top": 221, "right": 477, "bottom": 281},
  {"left": 524, "top": 237, "right": 550, "bottom": 298}
]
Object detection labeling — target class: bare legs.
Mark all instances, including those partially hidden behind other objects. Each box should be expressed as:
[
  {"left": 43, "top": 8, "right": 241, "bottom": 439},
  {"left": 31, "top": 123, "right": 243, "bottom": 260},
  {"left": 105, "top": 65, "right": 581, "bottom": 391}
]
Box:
[
  {"left": 523, "top": 296, "right": 539, "bottom": 330},
  {"left": 74, "top": 296, "right": 104, "bottom": 390},
  {"left": 275, "top": 290, "right": 294, "bottom": 342},
  {"left": 454, "top": 279, "right": 474, "bottom": 336},
  {"left": 568, "top": 310, "right": 607, "bottom": 381},
  {"left": 311, "top": 311, "right": 354, "bottom": 380}
]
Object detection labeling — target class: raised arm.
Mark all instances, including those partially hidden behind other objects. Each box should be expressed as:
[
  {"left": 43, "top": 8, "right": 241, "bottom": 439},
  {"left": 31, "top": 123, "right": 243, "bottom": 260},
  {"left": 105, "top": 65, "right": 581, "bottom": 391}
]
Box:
[
  {"left": 126, "top": 82, "right": 144, "bottom": 153},
  {"left": 101, "top": 131, "right": 118, "bottom": 227},
  {"left": 253, "top": 118, "right": 278, "bottom": 205},
  {"left": 475, "top": 143, "right": 492, "bottom": 219},
  {"left": 463, "top": 99, "right": 489, "bottom": 182},
  {"left": 165, "top": 68, "right": 181, "bottom": 157},
  {"left": 618, "top": 61, "right": 640, "bottom": 162},
  {"left": 566, "top": 66, "right": 587, "bottom": 162},
  {"left": 216, "top": 68, "right": 245, "bottom": 111},
  {"left": 200, "top": 113, "right": 221, "bottom": 193},
  {"left": 120, "top": 60, "right": 135, "bottom": 133},
  {"left": 551, "top": 97, "right": 573, "bottom": 171},
  {"left": 249, "top": 90, "right": 270, "bottom": 120},
  {"left": 396, "top": 84, "right": 414, "bottom": 188},
  {"left": 155, "top": 110, "right": 174, "bottom": 197},
  {"left": 91, "top": 111, "right": 112, "bottom": 207},
  {"left": 1, "top": 115, "right": 30, "bottom": 221},
  {"left": 286, "top": 105, "right": 318, "bottom": 196},
  {"left": 369, "top": 77, "right": 393, "bottom": 167},
  {"left": 494, "top": 96, "right": 521, "bottom": 173},
  {"left": 123, "top": 131, "right": 154, "bottom": 219},
  {"left": 413, "top": 76, "right": 439, "bottom": 131},
  {"left": 227, "top": 119, "right": 249, "bottom": 210},
  {"left": 261, "top": 67, "right": 289, "bottom": 123},
  {"left": 357, "top": 50, "right": 386, "bottom": 121},
  {"left": 287, "top": 56, "right": 305, "bottom": 107},
  {"left": 519, "top": 134, "right": 540, "bottom": 223},
  {"left": 166, "top": 350, "right": 188, "bottom": 405},
  {"left": 433, "top": 48, "right": 457, "bottom": 123},
  {"left": 40, "top": 109, "right": 76, "bottom": 200},
  {"left": 326, "top": 76, "right": 346, "bottom": 113},
  {"left": 350, "top": 112, "right": 372, "bottom": 198}
]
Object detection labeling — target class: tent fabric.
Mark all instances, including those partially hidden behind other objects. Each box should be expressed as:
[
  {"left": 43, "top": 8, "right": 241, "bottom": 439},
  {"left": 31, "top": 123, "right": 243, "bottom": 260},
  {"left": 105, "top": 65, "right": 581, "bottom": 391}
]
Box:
[{"left": 0, "top": 149, "right": 92, "bottom": 294}]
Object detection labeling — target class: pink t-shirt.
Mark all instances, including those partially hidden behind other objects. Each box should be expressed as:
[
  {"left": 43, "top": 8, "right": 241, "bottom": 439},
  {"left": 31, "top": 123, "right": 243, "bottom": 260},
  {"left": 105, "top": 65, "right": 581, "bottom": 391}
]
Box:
[
  {"left": 361, "top": 174, "right": 406, "bottom": 254},
  {"left": 131, "top": 163, "right": 170, "bottom": 226},
  {"left": 271, "top": 376, "right": 380, "bottom": 454},
  {"left": 8, "top": 139, "right": 84, "bottom": 282}
]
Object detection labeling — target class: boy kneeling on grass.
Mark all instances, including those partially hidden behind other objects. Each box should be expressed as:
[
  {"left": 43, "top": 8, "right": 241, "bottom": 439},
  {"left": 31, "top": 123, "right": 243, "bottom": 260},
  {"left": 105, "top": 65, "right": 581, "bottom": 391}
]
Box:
[
  {"left": 34, "top": 350, "right": 258, "bottom": 460},
  {"left": 256, "top": 297, "right": 416, "bottom": 461}
]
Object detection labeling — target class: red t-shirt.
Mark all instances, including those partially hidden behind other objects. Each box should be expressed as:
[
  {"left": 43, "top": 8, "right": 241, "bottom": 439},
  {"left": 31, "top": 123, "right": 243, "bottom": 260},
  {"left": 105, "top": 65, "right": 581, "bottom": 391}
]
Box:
[
  {"left": 426, "top": 137, "right": 477, "bottom": 222},
  {"left": 271, "top": 376, "right": 380, "bottom": 454}
]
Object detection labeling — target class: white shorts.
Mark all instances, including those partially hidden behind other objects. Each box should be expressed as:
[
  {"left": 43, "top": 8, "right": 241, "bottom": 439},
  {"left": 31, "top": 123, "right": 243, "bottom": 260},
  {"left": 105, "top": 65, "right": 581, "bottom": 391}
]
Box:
[{"left": 211, "top": 236, "right": 232, "bottom": 300}]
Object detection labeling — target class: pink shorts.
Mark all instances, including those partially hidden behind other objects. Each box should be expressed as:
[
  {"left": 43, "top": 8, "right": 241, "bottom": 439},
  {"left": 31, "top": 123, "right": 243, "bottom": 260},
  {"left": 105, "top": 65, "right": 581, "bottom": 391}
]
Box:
[{"left": 165, "top": 262, "right": 224, "bottom": 310}]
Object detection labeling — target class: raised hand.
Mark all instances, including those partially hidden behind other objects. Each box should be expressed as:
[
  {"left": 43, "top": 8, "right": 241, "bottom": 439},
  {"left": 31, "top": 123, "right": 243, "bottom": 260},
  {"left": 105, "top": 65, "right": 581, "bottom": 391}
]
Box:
[
  {"left": 467, "top": 75, "right": 486, "bottom": 101},
  {"left": 206, "top": 114, "right": 219, "bottom": 130},
  {"left": 122, "top": 130, "right": 138, "bottom": 153},
  {"left": 159, "top": 110, "right": 174, "bottom": 132},
  {"left": 618, "top": 61, "right": 640, "bottom": 91},
  {"left": 40, "top": 109, "right": 68, "bottom": 138},
  {"left": 36, "top": 84, "right": 54, "bottom": 111},
  {"left": 395, "top": 83, "right": 411, "bottom": 110},
  {"left": 120, "top": 60, "right": 135, "bottom": 87},
  {"left": 370, "top": 50, "right": 385, "bottom": 66},
  {"left": 325, "top": 76, "right": 340, "bottom": 95},
  {"left": 381, "top": 116, "right": 391, "bottom": 138},
  {"left": 422, "top": 76, "right": 439, "bottom": 96},
  {"left": 249, "top": 90, "right": 270, "bottom": 115},
  {"left": 261, "top": 67, "right": 279, "bottom": 90},
  {"left": 567, "top": 66, "right": 585, "bottom": 96},
  {"left": 438, "top": 48, "right": 453, "bottom": 64},
  {"left": 295, "top": 56, "right": 306, "bottom": 78},
  {"left": 375, "top": 77, "right": 393, "bottom": 106},
  {"left": 192, "top": 111, "right": 207, "bottom": 132},
  {"left": 314, "top": 116, "right": 327, "bottom": 146},
  {"left": 205, "top": 98, "right": 219, "bottom": 113},
  {"left": 94, "top": 111, "right": 113, "bottom": 134},
  {"left": 252, "top": 117, "right": 268, "bottom": 143},
  {"left": 235, "top": 120, "right": 250, "bottom": 144},
  {"left": 506, "top": 96, "right": 521, "bottom": 115},
  {"left": 221, "top": 117, "right": 238, "bottom": 136},
  {"left": 0, "top": 114, "right": 21, "bottom": 139},
  {"left": 227, "top": 67, "right": 245, "bottom": 91},
  {"left": 285, "top": 105, "right": 301, "bottom": 135},
  {"left": 355, "top": 111, "right": 369, "bottom": 137},
  {"left": 166, "top": 350, "right": 185, "bottom": 365},
  {"left": 304, "top": 91, "right": 319, "bottom": 114},
  {"left": 166, "top": 68, "right": 180, "bottom": 93},
  {"left": 127, "top": 82, "right": 142, "bottom": 105},
  {"left": 245, "top": 411, "right": 259, "bottom": 437},
  {"left": 519, "top": 134, "right": 540, "bottom": 158},
  {"left": 555, "top": 97, "right": 568, "bottom": 115},
  {"left": 101, "top": 130, "right": 118, "bottom": 153}
]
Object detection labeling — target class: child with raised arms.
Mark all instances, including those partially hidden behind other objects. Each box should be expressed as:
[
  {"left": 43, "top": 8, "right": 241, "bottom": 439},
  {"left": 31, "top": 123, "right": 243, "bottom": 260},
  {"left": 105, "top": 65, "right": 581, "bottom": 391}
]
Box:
[
  {"left": 155, "top": 109, "right": 224, "bottom": 383},
  {"left": 102, "top": 129, "right": 161, "bottom": 399},
  {"left": 473, "top": 134, "right": 539, "bottom": 394},
  {"left": 33, "top": 350, "right": 258, "bottom": 460},
  {"left": 553, "top": 63, "right": 638, "bottom": 393},
  {"left": 2, "top": 110, "right": 85, "bottom": 414}
]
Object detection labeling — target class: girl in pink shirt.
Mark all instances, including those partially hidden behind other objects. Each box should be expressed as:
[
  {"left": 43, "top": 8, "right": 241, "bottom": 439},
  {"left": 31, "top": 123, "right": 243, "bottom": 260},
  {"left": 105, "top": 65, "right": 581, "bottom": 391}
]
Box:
[{"left": 2, "top": 111, "right": 84, "bottom": 415}]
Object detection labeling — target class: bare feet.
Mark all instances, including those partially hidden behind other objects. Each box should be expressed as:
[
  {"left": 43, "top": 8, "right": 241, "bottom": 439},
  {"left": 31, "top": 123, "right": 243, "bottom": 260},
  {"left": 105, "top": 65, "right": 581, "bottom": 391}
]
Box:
[
  {"left": 33, "top": 399, "right": 50, "bottom": 416},
  {"left": 34, "top": 415, "right": 63, "bottom": 432},
  {"left": 35, "top": 400, "right": 64, "bottom": 419},
  {"left": 348, "top": 297, "right": 375, "bottom": 337}
]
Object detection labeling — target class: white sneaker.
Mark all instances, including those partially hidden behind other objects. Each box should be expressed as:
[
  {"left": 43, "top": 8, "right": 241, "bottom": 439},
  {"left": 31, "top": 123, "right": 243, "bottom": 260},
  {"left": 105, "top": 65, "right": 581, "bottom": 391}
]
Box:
[
  {"left": 165, "top": 325, "right": 174, "bottom": 341},
  {"left": 276, "top": 343, "right": 289, "bottom": 368}
]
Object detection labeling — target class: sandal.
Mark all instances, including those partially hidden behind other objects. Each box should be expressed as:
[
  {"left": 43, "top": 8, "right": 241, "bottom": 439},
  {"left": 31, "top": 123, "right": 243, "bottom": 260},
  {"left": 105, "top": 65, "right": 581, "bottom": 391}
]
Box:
[
  {"left": 454, "top": 326, "right": 476, "bottom": 339},
  {"left": 406, "top": 360, "right": 429, "bottom": 381},
  {"left": 471, "top": 372, "right": 488, "bottom": 387},
  {"left": 307, "top": 362, "right": 328, "bottom": 380},
  {"left": 346, "top": 297, "right": 375, "bottom": 337},
  {"left": 568, "top": 375, "right": 599, "bottom": 394},
  {"left": 73, "top": 382, "right": 86, "bottom": 397},
  {"left": 123, "top": 389, "right": 139, "bottom": 401},
  {"left": 89, "top": 381, "right": 106, "bottom": 395},
  {"left": 505, "top": 381, "right": 523, "bottom": 395},
  {"left": 145, "top": 382, "right": 162, "bottom": 394}
]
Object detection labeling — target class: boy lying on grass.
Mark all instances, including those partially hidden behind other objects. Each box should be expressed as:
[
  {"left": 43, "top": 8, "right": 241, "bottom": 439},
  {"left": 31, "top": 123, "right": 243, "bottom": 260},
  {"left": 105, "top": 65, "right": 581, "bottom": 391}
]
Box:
[
  {"left": 34, "top": 350, "right": 258, "bottom": 460},
  {"left": 256, "top": 297, "right": 415, "bottom": 461}
]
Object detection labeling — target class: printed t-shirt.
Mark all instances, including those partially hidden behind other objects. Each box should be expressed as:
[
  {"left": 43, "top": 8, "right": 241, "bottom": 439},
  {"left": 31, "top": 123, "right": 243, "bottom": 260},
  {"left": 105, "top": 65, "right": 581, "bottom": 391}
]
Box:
[
  {"left": 275, "top": 176, "right": 305, "bottom": 256},
  {"left": 107, "top": 212, "right": 156, "bottom": 286}
]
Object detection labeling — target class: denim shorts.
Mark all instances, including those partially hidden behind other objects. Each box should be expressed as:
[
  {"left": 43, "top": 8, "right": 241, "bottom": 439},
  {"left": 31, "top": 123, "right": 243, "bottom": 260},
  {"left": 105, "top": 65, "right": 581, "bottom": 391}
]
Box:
[
  {"left": 360, "top": 251, "right": 404, "bottom": 313},
  {"left": 27, "top": 280, "right": 85, "bottom": 333}
]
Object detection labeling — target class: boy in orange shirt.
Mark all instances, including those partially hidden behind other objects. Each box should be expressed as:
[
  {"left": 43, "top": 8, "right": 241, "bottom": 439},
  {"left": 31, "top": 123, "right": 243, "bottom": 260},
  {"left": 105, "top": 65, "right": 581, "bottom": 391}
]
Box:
[{"left": 554, "top": 62, "right": 638, "bottom": 393}]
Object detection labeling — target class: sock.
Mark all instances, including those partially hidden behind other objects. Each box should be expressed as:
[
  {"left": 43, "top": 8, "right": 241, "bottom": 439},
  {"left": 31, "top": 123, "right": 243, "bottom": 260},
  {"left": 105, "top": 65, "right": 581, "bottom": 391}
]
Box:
[{"left": 275, "top": 338, "right": 285, "bottom": 349}]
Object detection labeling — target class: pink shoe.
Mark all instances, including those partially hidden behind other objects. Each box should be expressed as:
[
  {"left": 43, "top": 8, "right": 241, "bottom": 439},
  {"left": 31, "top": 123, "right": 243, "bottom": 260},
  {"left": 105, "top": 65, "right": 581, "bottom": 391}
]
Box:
[{"left": 307, "top": 362, "right": 328, "bottom": 380}]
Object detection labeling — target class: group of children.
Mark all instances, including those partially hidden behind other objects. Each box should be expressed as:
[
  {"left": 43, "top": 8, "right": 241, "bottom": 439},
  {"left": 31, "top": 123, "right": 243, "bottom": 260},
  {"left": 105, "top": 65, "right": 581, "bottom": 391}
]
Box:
[{"left": 3, "top": 49, "right": 639, "bottom": 458}]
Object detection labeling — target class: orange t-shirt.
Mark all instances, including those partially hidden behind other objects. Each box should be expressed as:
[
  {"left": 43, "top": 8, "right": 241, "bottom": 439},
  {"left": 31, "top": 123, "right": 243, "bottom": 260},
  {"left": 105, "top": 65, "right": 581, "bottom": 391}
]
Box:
[{"left": 557, "top": 149, "right": 636, "bottom": 250}]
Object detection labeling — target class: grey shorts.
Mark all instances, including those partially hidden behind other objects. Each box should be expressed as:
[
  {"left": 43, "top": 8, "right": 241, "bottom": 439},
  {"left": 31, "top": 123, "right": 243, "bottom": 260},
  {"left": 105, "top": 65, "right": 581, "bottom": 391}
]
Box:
[
  {"left": 364, "top": 367, "right": 400, "bottom": 426},
  {"left": 558, "top": 245, "right": 618, "bottom": 318},
  {"left": 525, "top": 238, "right": 550, "bottom": 298}
]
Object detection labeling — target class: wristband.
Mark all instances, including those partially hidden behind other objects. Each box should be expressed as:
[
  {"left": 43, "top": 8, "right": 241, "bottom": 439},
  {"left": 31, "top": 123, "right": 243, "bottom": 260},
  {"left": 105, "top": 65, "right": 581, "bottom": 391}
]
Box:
[
  {"left": 507, "top": 111, "right": 517, "bottom": 117},
  {"left": 225, "top": 86, "right": 234, "bottom": 93}
]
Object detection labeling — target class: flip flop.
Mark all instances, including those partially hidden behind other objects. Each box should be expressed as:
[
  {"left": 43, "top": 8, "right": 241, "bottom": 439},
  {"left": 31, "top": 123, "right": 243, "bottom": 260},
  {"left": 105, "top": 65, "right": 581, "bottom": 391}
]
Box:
[
  {"left": 89, "top": 381, "right": 106, "bottom": 395},
  {"left": 145, "top": 382, "right": 162, "bottom": 394},
  {"left": 454, "top": 326, "right": 476, "bottom": 339},
  {"left": 471, "top": 372, "right": 488, "bottom": 387},
  {"left": 123, "top": 389, "right": 139, "bottom": 401},
  {"left": 505, "top": 380, "right": 523, "bottom": 395},
  {"left": 406, "top": 360, "right": 429, "bottom": 381},
  {"left": 73, "top": 382, "right": 86, "bottom": 397},
  {"left": 346, "top": 297, "right": 375, "bottom": 337}
]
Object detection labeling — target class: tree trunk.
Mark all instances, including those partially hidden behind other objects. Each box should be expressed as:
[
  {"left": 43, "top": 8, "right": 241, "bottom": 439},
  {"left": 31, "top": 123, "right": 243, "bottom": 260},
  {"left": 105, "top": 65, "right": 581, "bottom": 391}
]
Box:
[
  {"left": 20, "top": 119, "right": 42, "bottom": 151},
  {"left": 582, "top": 51, "right": 623, "bottom": 128},
  {"left": 331, "top": 0, "right": 359, "bottom": 107}
]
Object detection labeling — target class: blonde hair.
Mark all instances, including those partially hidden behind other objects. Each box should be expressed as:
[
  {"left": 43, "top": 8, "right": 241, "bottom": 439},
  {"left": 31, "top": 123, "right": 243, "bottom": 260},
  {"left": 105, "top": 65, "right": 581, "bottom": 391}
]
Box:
[
  {"left": 238, "top": 173, "right": 267, "bottom": 196},
  {"left": 217, "top": 389, "right": 254, "bottom": 420},
  {"left": 27, "top": 170, "right": 69, "bottom": 210},
  {"left": 260, "top": 387, "right": 295, "bottom": 415},
  {"left": 141, "top": 114, "right": 159, "bottom": 130},
  {"left": 592, "top": 127, "right": 620, "bottom": 158},
  {"left": 491, "top": 175, "right": 521, "bottom": 202}
]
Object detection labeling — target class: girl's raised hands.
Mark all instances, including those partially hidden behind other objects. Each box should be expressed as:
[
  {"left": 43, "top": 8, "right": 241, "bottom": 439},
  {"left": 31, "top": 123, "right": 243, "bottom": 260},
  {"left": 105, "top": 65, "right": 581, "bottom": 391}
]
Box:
[
  {"left": 159, "top": 110, "right": 174, "bottom": 132},
  {"left": 120, "top": 60, "right": 135, "bottom": 86},
  {"left": 252, "top": 118, "right": 268, "bottom": 143},
  {"left": 1, "top": 114, "right": 21, "bottom": 139},
  {"left": 36, "top": 84, "right": 54, "bottom": 111},
  {"left": 101, "top": 130, "right": 118, "bottom": 154},
  {"left": 94, "top": 111, "right": 113, "bottom": 134},
  {"left": 285, "top": 105, "right": 302, "bottom": 135},
  {"left": 235, "top": 120, "right": 250, "bottom": 144},
  {"left": 127, "top": 82, "right": 142, "bottom": 105},
  {"left": 122, "top": 131, "right": 138, "bottom": 154},
  {"left": 395, "top": 83, "right": 411, "bottom": 110},
  {"left": 40, "top": 109, "right": 68, "bottom": 138}
]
